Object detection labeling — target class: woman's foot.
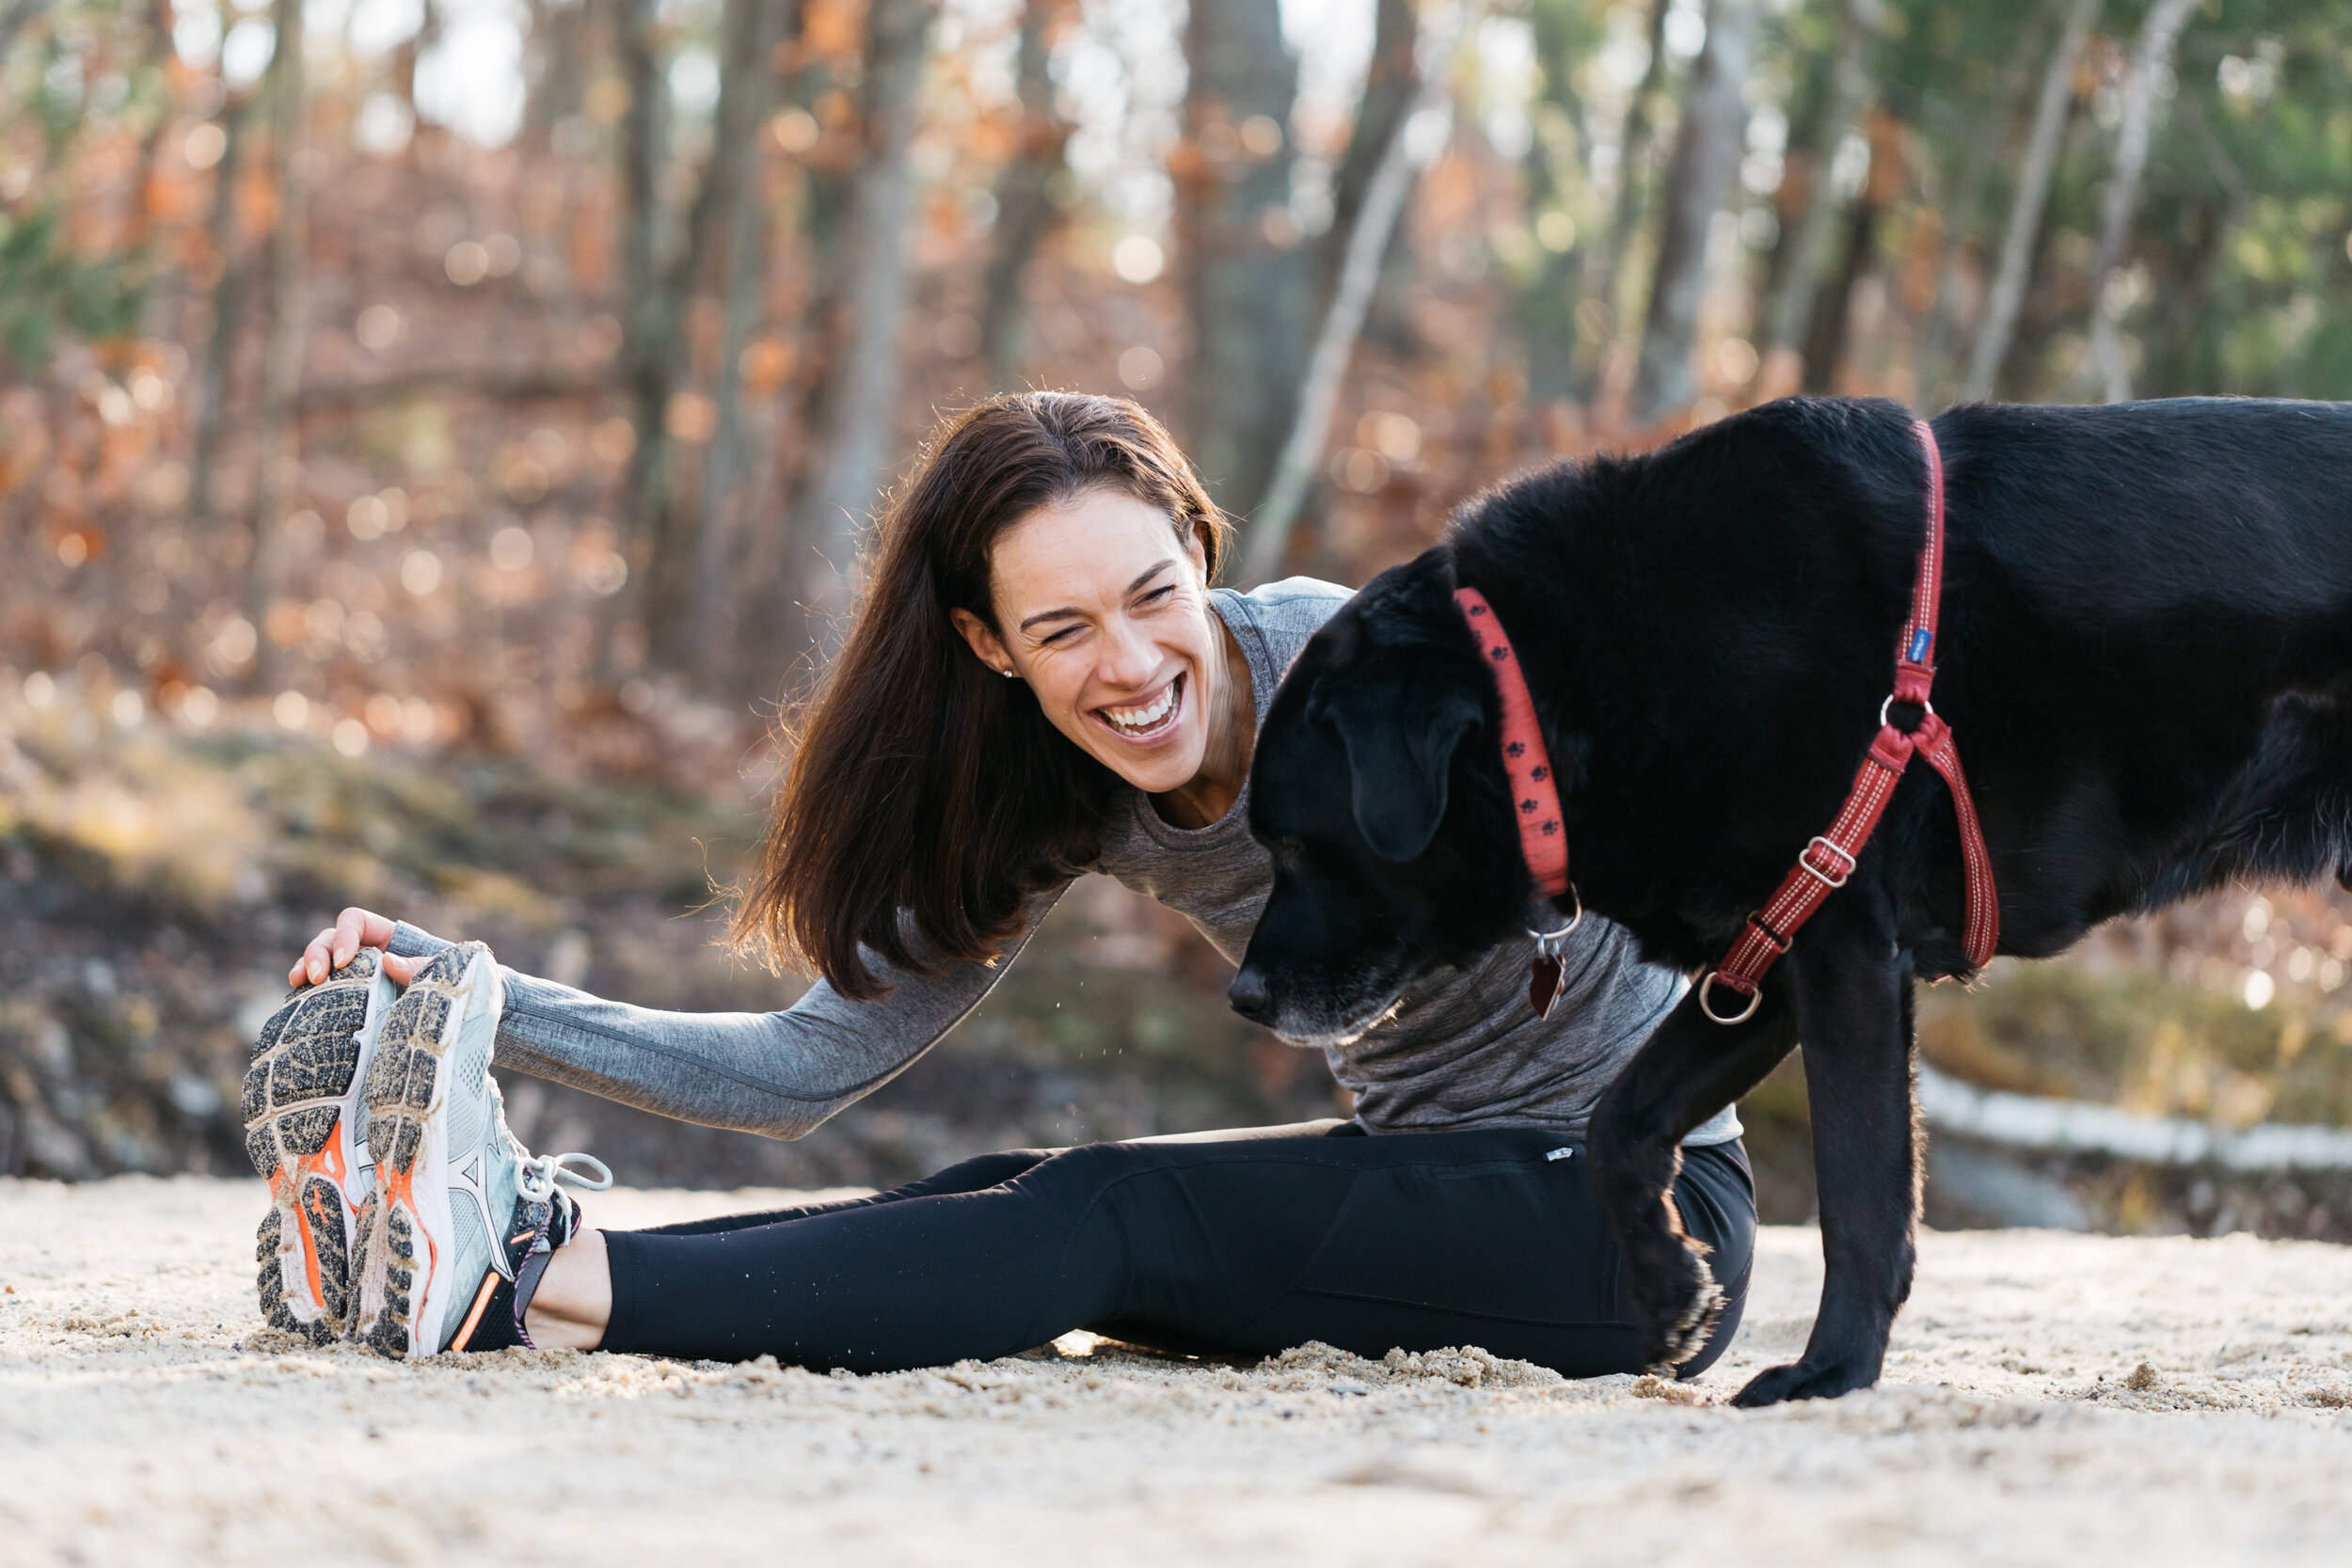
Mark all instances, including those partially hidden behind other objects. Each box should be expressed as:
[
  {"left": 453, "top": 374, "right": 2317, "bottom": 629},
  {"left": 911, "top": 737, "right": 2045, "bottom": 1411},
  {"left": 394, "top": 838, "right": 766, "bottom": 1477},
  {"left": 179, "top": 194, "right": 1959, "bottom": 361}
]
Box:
[
  {"left": 350, "top": 942, "right": 609, "bottom": 1357},
  {"left": 243, "top": 947, "right": 397, "bottom": 1344}
]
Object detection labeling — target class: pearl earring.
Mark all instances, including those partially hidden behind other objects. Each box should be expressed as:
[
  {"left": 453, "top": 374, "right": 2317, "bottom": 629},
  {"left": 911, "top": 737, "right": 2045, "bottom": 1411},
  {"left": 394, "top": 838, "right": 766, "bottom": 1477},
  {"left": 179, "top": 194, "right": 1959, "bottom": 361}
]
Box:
[{"left": 1002, "top": 668, "right": 1017, "bottom": 679}]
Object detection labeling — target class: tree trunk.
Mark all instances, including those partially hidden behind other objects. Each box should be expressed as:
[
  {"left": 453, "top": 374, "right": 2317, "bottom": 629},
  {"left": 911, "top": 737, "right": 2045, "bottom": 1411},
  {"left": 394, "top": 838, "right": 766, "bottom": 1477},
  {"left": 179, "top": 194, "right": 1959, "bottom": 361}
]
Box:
[
  {"left": 1314, "top": 0, "right": 1415, "bottom": 315},
  {"left": 1798, "top": 115, "right": 1894, "bottom": 392},
  {"left": 1578, "top": 0, "right": 1669, "bottom": 399},
  {"left": 689, "top": 0, "right": 800, "bottom": 682},
  {"left": 189, "top": 83, "right": 257, "bottom": 529},
  {"left": 1961, "top": 0, "right": 2100, "bottom": 404},
  {"left": 523, "top": 0, "right": 590, "bottom": 154},
  {"left": 1912, "top": 4, "right": 2047, "bottom": 410},
  {"left": 640, "top": 0, "right": 779, "bottom": 668},
  {"left": 612, "top": 0, "right": 671, "bottom": 675},
  {"left": 1176, "top": 0, "right": 1310, "bottom": 519},
  {"left": 1630, "top": 0, "right": 1757, "bottom": 424},
  {"left": 2085, "top": 0, "right": 2199, "bottom": 403},
  {"left": 246, "top": 0, "right": 310, "bottom": 657},
  {"left": 782, "top": 0, "right": 932, "bottom": 648},
  {"left": 979, "top": 0, "right": 1073, "bottom": 390},
  {"left": 0, "top": 0, "right": 52, "bottom": 56},
  {"left": 1242, "top": 10, "right": 1447, "bottom": 584},
  {"left": 1756, "top": 0, "right": 1876, "bottom": 397}
]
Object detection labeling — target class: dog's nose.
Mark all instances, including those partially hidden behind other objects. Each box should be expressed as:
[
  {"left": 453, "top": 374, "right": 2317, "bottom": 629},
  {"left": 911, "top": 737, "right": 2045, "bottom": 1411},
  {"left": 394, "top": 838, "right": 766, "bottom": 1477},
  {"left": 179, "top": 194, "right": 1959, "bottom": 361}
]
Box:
[{"left": 1228, "top": 966, "right": 1276, "bottom": 1024}]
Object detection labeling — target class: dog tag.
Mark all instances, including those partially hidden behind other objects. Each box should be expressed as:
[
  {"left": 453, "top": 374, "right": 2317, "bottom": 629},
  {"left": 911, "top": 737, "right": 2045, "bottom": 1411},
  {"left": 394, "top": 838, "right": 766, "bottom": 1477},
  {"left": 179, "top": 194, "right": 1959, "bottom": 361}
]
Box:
[{"left": 1529, "top": 955, "right": 1566, "bottom": 1019}]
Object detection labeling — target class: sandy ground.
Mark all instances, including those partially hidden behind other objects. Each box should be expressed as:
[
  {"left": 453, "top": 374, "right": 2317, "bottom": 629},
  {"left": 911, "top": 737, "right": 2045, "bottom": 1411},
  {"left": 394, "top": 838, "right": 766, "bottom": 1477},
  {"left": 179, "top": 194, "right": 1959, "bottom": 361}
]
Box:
[{"left": 4, "top": 1180, "right": 2351, "bottom": 1568}]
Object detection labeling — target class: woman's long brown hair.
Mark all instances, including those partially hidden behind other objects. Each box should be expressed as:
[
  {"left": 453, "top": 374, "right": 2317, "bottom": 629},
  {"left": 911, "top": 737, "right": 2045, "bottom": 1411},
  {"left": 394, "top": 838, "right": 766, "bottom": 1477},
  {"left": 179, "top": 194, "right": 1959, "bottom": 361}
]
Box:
[{"left": 732, "top": 391, "right": 1228, "bottom": 998}]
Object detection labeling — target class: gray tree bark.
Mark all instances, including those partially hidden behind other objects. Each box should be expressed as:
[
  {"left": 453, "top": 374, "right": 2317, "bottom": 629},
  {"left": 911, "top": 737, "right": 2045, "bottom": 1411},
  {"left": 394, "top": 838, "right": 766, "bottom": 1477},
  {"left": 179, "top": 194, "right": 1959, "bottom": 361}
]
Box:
[
  {"left": 1756, "top": 0, "right": 1876, "bottom": 388},
  {"left": 1314, "top": 0, "right": 1416, "bottom": 315},
  {"left": 612, "top": 0, "right": 673, "bottom": 673},
  {"left": 1630, "top": 0, "right": 1757, "bottom": 424},
  {"left": 1961, "top": 0, "right": 2100, "bottom": 404},
  {"left": 1913, "top": 4, "right": 2047, "bottom": 410},
  {"left": 1177, "top": 0, "right": 1310, "bottom": 519},
  {"left": 783, "top": 0, "right": 932, "bottom": 646},
  {"left": 0, "top": 0, "right": 52, "bottom": 58},
  {"left": 1243, "top": 12, "right": 1448, "bottom": 584},
  {"left": 1578, "top": 0, "right": 1668, "bottom": 399},
  {"left": 188, "top": 86, "right": 257, "bottom": 529},
  {"left": 979, "top": 0, "right": 1073, "bottom": 390},
  {"left": 2086, "top": 0, "right": 2199, "bottom": 403},
  {"left": 246, "top": 0, "right": 310, "bottom": 652},
  {"left": 689, "top": 0, "right": 800, "bottom": 681}
]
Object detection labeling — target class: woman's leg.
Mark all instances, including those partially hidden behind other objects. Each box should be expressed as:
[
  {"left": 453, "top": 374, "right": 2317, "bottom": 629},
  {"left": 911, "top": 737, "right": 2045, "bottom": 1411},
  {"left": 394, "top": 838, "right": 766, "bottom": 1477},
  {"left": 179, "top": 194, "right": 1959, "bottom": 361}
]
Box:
[{"left": 572, "top": 1126, "right": 1755, "bottom": 1377}]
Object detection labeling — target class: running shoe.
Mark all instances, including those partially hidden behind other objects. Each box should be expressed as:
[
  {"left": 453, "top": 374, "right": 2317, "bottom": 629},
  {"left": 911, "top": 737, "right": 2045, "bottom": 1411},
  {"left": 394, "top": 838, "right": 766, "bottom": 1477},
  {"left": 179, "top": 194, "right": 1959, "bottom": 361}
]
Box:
[
  {"left": 243, "top": 946, "right": 397, "bottom": 1344},
  {"left": 351, "top": 941, "right": 610, "bottom": 1357}
]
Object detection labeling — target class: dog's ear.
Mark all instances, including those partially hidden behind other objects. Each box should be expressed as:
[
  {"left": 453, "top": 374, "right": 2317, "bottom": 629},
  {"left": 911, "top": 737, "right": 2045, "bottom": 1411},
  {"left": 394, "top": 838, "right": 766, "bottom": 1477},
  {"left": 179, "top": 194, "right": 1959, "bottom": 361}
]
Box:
[{"left": 1316, "top": 682, "right": 1485, "bottom": 863}]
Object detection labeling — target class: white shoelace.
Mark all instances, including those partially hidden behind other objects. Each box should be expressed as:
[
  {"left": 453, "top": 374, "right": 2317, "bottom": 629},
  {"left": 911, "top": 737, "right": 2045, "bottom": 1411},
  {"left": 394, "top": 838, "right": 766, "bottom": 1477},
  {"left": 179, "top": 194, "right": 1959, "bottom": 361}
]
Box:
[{"left": 517, "top": 1150, "right": 613, "bottom": 1203}]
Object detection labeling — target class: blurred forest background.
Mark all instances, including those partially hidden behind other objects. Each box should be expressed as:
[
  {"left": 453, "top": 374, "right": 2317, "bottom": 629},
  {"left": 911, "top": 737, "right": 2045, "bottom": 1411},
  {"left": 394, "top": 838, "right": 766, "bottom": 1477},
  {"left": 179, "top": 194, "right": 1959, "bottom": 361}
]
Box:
[{"left": 6, "top": 0, "right": 2352, "bottom": 1239}]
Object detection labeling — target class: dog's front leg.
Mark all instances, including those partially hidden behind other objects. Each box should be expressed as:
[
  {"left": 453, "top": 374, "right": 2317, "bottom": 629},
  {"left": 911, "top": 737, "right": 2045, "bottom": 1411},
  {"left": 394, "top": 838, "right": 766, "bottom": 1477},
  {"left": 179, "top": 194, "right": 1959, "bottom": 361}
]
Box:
[
  {"left": 1731, "top": 892, "right": 1915, "bottom": 1407},
  {"left": 1589, "top": 985, "right": 1799, "bottom": 1373}
]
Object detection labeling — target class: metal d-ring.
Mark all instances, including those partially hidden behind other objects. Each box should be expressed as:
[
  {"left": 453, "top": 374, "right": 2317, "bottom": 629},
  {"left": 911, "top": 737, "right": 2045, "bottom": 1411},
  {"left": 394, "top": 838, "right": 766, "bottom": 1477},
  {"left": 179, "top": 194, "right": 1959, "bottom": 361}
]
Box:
[
  {"left": 1527, "top": 884, "right": 1583, "bottom": 955},
  {"left": 1697, "top": 972, "right": 1761, "bottom": 1025},
  {"left": 1879, "top": 694, "right": 1936, "bottom": 728}
]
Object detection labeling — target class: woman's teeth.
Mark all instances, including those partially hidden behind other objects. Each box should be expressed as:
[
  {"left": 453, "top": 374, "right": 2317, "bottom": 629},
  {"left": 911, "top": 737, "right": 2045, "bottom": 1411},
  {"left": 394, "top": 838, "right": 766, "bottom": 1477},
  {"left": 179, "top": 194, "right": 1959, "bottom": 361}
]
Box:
[{"left": 1102, "top": 678, "right": 1180, "bottom": 736}]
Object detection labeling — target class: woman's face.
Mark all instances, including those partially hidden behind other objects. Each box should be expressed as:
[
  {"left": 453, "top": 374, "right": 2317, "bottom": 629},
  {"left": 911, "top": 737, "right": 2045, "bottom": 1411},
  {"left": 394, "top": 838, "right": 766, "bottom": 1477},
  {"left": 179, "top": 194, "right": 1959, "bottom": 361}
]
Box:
[{"left": 951, "top": 488, "right": 1221, "bottom": 797}]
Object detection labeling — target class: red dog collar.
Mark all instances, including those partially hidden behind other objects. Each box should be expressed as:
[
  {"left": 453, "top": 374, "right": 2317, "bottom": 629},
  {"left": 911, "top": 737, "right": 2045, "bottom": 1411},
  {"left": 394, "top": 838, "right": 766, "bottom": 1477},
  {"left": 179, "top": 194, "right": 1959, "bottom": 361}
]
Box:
[
  {"left": 1456, "top": 586, "right": 1584, "bottom": 1018},
  {"left": 1455, "top": 587, "right": 1571, "bottom": 899}
]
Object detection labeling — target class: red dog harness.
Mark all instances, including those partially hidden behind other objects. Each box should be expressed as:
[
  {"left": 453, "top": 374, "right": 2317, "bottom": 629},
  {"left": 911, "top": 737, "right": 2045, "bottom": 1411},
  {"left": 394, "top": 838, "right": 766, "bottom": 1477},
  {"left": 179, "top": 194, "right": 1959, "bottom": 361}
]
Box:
[{"left": 1459, "top": 417, "right": 1999, "bottom": 1027}]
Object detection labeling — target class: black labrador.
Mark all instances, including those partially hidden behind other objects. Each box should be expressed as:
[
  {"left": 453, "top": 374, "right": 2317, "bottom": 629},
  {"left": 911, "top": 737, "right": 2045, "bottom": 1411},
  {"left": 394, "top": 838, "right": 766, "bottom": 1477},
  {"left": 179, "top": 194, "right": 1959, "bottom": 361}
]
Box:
[{"left": 1229, "top": 395, "right": 2352, "bottom": 1407}]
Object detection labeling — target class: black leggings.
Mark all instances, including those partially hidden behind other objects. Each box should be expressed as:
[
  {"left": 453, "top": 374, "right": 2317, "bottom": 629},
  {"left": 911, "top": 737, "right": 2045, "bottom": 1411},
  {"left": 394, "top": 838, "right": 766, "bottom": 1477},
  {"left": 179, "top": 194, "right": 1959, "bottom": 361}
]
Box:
[{"left": 598, "top": 1122, "right": 1755, "bottom": 1379}]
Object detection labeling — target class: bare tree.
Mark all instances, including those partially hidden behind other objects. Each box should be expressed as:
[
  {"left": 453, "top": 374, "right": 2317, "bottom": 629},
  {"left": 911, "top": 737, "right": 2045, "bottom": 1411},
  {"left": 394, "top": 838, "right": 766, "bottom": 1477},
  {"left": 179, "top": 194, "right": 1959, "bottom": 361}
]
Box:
[
  {"left": 1630, "top": 0, "right": 1757, "bottom": 424},
  {"left": 1176, "top": 0, "right": 1310, "bottom": 518},
  {"left": 1913, "top": 5, "right": 2048, "bottom": 410},
  {"left": 0, "top": 0, "right": 53, "bottom": 57},
  {"left": 1579, "top": 0, "right": 1668, "bottom": 398},
  {"left": 690, "top": 0, "right": 802, "bottom": 679},
  {"left": 783, "top": 0, "right": 933, "bottom": 647},
  {"left": 612, "top": 0, "right": 673, "bottom": 666},
  {"left": 2086, "top": 0, "right": 2200, "bottom": 403},
  {"left": 247, "top": 0, "right": 310, "bottom": 652},
  {"left": 1756, "top": 0, "right": 1877, "bottom": 395},
  {"left": 980, "top": 0, "right": 1074, "bottom": 390},
  {"left": 1314, "top": 0, "right": 1416, "bottom": 315},
  {"left": 1961, "top": 0, "right": 2100, "bottom": 404},
  {"left": 1243, "top": 12, "right": 1451, "bottom": 584},
  {"left": 623, "top": 0, "right": 785, "bottom": 669},
  {"left": 188, "top": 84, "right": 257, "bottom": 528}
]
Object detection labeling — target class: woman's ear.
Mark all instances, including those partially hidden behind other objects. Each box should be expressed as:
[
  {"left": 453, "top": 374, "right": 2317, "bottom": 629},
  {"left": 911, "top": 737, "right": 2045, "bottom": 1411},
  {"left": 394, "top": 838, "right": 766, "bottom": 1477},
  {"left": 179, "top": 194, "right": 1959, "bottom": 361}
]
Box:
[
  {"left": 948, "top": 607, "right": 1014, "bottom": 677},
  {"left": 1184, "top": 521, "right": 1210, "bottom": 582}
]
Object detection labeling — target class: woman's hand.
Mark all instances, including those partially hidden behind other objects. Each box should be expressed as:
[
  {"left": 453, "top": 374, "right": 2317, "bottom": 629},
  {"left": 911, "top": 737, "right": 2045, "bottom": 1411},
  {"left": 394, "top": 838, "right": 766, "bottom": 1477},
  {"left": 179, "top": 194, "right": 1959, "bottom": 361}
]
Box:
[{"left": 290, "top": 907, "right": 424, "bottom": 988}]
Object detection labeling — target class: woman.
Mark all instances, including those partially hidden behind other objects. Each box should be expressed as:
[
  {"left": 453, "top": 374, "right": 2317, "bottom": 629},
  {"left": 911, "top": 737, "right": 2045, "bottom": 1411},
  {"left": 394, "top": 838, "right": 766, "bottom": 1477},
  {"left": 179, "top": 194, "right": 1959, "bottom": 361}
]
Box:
[{"left": 253, "top": 391, "right": 1752, "bottom": 1373}]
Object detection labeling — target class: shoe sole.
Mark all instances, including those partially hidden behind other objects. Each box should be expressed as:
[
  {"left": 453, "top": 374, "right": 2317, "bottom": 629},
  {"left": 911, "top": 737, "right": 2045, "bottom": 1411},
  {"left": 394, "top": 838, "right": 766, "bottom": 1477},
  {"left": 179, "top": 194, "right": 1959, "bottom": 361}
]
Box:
[
  {"left": 243, "top": 949, "right": 390, "bottom": 1345},
  {"left": 352, "top": 942, "right": 501, "bottom": 1360}
]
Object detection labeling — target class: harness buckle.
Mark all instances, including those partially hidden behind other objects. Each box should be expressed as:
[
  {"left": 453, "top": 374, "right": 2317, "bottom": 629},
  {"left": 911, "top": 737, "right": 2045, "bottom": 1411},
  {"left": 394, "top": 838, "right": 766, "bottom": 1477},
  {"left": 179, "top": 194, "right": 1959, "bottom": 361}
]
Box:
[
  {"left": 1697, "top": 972, "right": 1762, "bottom": 1025},
  {"left": 1797, "top": 836, "right": 1855, "bottom": 891}
]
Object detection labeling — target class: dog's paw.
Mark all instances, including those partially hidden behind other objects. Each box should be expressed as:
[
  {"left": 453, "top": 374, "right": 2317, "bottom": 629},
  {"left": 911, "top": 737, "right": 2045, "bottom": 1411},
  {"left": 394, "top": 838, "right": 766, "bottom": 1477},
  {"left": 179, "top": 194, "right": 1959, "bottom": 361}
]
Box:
[
  {"left": 1632, "top": 1243, "right": 1724, "bottom": 1373},
  {"left": 1728, "top": 1357, "right": 1879, "bottom": 1408}
]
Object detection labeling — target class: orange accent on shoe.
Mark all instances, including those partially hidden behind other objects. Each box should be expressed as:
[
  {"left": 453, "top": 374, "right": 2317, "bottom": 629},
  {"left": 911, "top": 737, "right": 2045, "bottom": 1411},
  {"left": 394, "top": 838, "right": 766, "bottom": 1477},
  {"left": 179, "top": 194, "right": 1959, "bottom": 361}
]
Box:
[{"left": 450, "top": 1271, "right": 501, "bottom": 1352}]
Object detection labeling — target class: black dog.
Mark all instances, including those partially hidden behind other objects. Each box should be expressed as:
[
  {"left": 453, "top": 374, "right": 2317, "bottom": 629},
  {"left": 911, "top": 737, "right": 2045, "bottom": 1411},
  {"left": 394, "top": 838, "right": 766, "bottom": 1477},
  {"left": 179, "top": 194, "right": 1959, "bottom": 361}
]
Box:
[{"left": 1230, "top": 395, "right": 2352, "bottom": 1407}]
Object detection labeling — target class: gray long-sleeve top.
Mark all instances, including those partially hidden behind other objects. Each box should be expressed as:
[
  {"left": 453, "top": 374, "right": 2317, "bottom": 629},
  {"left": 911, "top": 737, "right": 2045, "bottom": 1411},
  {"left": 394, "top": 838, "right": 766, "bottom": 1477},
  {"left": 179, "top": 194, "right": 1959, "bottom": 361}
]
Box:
[{"left": 390, "top": 578, "right": 1740, "bottom": 1147}]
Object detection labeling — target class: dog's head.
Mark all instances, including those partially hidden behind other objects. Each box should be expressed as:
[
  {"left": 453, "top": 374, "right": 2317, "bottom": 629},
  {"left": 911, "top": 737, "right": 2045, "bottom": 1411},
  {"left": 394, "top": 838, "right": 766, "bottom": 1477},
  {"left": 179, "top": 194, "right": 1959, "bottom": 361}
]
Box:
[{"left": 1230, "top": 550, "right": 1535, "bottom": 1045}]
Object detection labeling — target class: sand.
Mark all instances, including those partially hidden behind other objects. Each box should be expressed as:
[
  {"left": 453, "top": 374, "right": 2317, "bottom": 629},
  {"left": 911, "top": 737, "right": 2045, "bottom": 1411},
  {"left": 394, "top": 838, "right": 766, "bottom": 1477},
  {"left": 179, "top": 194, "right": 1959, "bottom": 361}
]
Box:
[{"left": 4, "top": 1178, "right": 2351, "bottom": 1567}]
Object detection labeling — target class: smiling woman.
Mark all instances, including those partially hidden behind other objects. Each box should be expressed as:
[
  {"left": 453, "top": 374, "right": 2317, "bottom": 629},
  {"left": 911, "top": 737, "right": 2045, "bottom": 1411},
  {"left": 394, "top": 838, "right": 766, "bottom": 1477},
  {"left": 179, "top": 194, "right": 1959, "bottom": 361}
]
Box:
[
  {"left": 281, "top": 390, "right": 1750, "bottom": 1378},
  {"left": 735, "top": 392, "right": 1232, "bottom": 999}
]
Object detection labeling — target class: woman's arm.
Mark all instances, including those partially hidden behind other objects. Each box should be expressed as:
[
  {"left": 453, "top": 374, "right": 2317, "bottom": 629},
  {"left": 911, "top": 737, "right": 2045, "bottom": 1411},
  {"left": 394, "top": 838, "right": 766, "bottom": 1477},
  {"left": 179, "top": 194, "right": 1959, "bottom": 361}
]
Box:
[{"left": 305, "top": 889, "right": 1069, "bottom": 1141}]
